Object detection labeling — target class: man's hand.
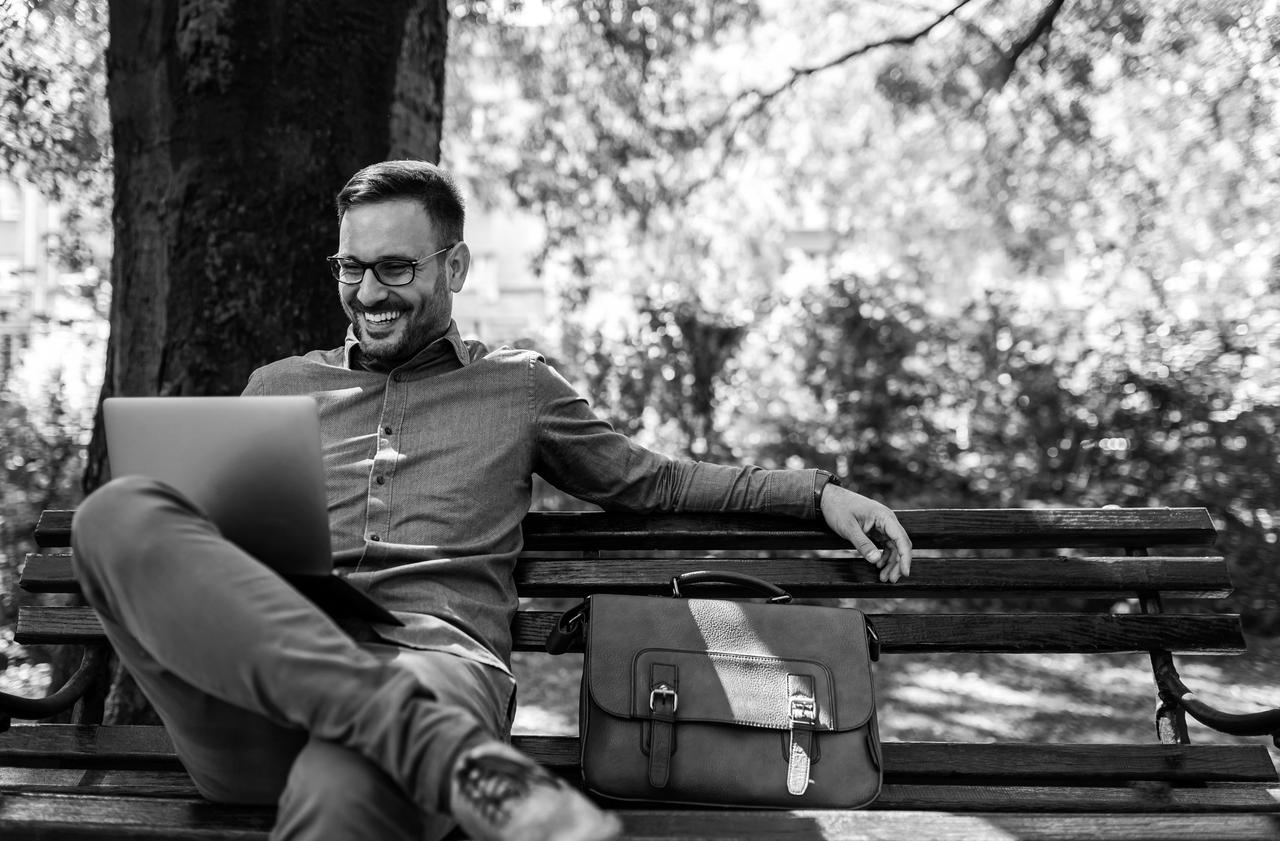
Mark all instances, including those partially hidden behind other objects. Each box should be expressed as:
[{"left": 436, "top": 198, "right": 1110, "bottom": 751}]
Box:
[{"left": 819, "top": 485, "right": 913, "bottom": 583}]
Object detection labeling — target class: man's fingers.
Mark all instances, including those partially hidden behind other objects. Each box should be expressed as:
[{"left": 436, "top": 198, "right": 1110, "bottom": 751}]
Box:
[
  {"left": 883, "top": 521, "right": 912, "bottom": 578},
  {"left": 846, "top": 527, "right": 883, "bottom": 566}
]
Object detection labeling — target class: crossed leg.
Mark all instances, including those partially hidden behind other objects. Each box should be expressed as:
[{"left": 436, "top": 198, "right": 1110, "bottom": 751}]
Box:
[{"left": 71, "top": 476, "right": 513, "bottom": 840}]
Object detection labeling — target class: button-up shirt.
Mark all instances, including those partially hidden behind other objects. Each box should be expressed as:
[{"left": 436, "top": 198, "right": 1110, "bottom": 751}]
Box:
[{"left": 243, "top": 322, "right": 823, "bottom": 673}]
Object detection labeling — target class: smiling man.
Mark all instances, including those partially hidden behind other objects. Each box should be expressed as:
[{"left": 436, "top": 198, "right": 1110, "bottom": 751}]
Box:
[{"left": 70, "top": 160, "right": 912, "bottom": 841}]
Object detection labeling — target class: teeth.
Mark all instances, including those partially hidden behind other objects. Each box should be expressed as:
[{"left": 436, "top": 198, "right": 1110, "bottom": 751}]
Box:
[{"left": 364, "top": 311, "right": 401, "bottom": 324}]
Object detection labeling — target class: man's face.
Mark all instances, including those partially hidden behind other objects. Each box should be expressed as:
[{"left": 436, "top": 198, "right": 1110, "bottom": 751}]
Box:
[{"left": 337, "top": 199, "right": 467, "bottom": 366}]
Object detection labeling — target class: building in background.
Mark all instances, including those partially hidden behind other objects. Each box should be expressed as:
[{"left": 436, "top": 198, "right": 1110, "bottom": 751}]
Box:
[
  {"left": 0, "top": 179, "right": 54, "bottom": 382},
  {"left": 451, "top": 204, "right": 552, "bottom": 349},
  {"left": 0, "top": 177, "right": 108, "bottom": 425}
]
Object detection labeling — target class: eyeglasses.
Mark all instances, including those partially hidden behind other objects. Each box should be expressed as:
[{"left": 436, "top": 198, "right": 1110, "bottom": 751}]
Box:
[{"left": 326, "top": 244, "right": 455, "bottom": 287}]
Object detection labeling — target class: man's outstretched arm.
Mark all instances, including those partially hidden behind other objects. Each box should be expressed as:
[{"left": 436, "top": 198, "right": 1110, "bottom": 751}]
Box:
[{"left": 531, "top": 360, "right": 912, "bottom": 580}]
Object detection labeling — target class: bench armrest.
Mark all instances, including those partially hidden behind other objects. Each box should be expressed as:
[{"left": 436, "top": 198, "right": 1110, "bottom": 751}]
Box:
[
  {"left": 1154, "top": 655, "right": 1280, "bottom": 747},
  {"left": 0, "top": 646, "right": 108, "bottom": 731}
]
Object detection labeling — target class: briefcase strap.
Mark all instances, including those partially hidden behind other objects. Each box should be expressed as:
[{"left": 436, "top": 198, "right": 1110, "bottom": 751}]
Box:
[
  {"left": 787, "top": 674, "right": 818, "bottom": 795},
  {"left": 648, "top": 663, "right": 679, "bottom": 788}
]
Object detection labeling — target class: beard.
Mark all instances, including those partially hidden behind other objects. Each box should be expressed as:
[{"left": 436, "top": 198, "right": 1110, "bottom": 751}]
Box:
[{"left": 345, "top": 302, "right": 449, "bottom": 367}]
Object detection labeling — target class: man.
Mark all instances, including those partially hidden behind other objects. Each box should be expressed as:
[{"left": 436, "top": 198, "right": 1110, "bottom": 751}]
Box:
[{"left": 72, "top": 160, "right": 912, "bottom": 841}]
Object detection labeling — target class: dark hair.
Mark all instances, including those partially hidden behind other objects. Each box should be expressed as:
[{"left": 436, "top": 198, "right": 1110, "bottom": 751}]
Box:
[{"left": 335, "top": 160, "right": 465, "bottom": 246}]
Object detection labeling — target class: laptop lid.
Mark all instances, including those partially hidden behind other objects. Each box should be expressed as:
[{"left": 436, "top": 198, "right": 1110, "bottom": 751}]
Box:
[{"left": 102, "top": 396, "right": 401, "bottom": 626}]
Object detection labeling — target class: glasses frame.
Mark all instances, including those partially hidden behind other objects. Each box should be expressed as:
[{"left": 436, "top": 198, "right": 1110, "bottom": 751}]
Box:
[{"left": 326, "top": 244, "right": 455, "bottom": 287}]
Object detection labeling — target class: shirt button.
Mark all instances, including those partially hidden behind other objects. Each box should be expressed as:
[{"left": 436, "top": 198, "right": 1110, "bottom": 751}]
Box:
[
  {"left": 375, "top": 475, "right": 386, "bottom": 485},
  {"left": 369, "top": 534, "right": 380, "bottom": 542},
  {"left": 383, "top": 425, "right": 392, "bottom": 435}
]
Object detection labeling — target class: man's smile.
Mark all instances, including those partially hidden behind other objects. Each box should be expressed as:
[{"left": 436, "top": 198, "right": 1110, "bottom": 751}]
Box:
[
  {"left": 363, "top": 307, "right": 401, "bottom": 322},
  {"left": 361, "top": 310, "right": 405, "bottom": 329}
]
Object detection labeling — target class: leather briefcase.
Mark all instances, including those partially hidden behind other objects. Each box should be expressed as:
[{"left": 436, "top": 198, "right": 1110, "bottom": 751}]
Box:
[{"left": 547, "top": 571, "right": 882, "bottom": 808}]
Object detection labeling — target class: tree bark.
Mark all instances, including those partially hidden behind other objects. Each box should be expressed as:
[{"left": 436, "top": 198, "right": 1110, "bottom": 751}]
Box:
[{"left": 86, "top": 0, "right": 449, "bottom": 723}]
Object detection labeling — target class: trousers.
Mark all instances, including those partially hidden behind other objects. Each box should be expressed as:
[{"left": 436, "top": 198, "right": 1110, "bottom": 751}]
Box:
[{"left": 71, "top": 476, "right": 515, "bottom": 841}]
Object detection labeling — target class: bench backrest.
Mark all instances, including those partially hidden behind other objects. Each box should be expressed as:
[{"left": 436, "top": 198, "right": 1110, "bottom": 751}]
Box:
[{"left": 20, "top": 507, "right": 1240, "bottom": 657}]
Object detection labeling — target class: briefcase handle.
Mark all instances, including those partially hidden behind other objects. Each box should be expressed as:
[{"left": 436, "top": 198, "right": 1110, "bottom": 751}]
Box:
[{"left": 670, "top": 570, "right": 793, "bottom": 604}]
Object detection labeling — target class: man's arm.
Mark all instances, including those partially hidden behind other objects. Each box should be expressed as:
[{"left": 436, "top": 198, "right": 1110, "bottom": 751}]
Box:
[{"left": 531, "top": 360, "right": 912, "bottom": 579}]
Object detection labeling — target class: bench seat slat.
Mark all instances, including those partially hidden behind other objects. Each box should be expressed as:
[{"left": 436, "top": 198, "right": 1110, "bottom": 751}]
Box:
[
  {"left": 34, "top": 507, "right": 1219, "bottom": 550},
  {"left": 4, "top": 793, "right": 1280, "bottom": 840},
  {"left": 15, "top": 607, "right": 1247, "bottom": 654},
  {"left": 4, "top": 775, "right": 1280, "bottom": 814},
  {"left": 3, "top": 727, "right": 1274, "bottom": 783},
  {"left": 619, "top": 811, "right": 1280, "bottom": 840},
  {"left": 20, "top": 553, "right": 1236, "bottom": 599}
]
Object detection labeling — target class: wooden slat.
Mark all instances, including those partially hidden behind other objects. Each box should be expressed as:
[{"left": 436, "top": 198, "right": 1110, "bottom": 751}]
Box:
[
  {"left": 511, "top": 611, "right": 1246, "bottom": 654},
  {"left": 0, "top": 768, "right": 200, "bottom": 796},
  {"left": 871, "top": 782, "right": 1280, "bottom": 813},
  {"left": 14, "top": 607, "right": 1247, "bottom": 654},
  {"left": 0, "top": 791, "right": 274, "bottom": 838},
  {"left": 515, "top": 555, "right": 1235, "bottom": 598},
  {"left": 2, "top": 727, "right": 1275, "bottom": 784},
  {"left": 614, "top": 811, "right": 1280, "bottom": 840},
  {"left": 5, "top": 795, "right": 1280, "bottom": 841},
  {"left": 525, "top": 508, "right": 1220, "bottom": 550},
  {"left": 5, "top": 771, "right": 1280, "bottom": 814},
  {"left": 35, "top": 507, "right": 1219, "bottom": 550},
  {"left": 21, "top": 551, "right": 1234, "bottom": 599},
  {"left": 0, "top": 726, "right": 179, "bottom": 770}
]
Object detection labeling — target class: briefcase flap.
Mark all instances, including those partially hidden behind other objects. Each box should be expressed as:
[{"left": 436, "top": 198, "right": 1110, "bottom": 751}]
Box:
[{"left": 585, "top": 594, "right": 875, "bottom": 731}]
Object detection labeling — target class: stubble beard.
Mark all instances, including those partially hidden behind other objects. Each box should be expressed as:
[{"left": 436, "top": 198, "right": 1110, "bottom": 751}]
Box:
[{"left": 347, "top": 303, "right": 448, "bottom": 367}]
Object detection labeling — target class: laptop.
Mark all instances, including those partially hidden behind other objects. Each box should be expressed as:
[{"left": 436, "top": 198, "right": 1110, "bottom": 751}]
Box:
[{"left": 102, "top": 395, "right": 402, "bottom": 626}]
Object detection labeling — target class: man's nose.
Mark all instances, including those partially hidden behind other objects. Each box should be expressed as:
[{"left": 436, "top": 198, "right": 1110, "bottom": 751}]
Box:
[{"left": 355, "top": 267, "right": 388, "bottom": 306}]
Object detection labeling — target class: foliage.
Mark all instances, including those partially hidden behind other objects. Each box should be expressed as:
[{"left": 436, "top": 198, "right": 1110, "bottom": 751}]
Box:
[
  {"left": 0, "top": 384, "right": 85, "bottom": 623},
  {"left": 0, "top": 0, "right": 110, "bottom": 693},
  {"left": 0, "top": 0, "right": 111, "bottom": 274},
  {"left": 448, "top": 0, "right": 1280, "bottom": 629},
  {"left": 0, "top": 0, "right": 1276, "bottom": 636}
]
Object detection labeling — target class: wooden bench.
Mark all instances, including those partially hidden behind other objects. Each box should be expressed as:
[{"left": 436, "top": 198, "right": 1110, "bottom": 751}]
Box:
[{"left": 3, "top": 506, "right": 1280, "bottom": 839}]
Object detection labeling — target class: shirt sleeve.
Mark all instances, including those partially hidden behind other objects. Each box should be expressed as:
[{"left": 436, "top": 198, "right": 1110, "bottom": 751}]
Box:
[
  {"left": 530, "top": 360, "right": 820, "bottom": 519},
  {"left": 241, "top": 369, "right": 265, "bottom": 396}
]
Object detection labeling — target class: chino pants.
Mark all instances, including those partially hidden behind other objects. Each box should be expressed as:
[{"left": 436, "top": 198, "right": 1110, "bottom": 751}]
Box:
[{"left": 71, "top": 476, "right": 515, "bottom": 841}]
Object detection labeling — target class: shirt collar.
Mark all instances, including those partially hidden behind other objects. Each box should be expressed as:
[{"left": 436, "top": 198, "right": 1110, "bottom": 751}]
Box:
[{"left": 343, "top": 320, "right": 473, "bottom": 373}]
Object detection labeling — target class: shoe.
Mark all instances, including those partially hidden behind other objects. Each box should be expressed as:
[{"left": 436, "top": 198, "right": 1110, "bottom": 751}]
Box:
[{"left": 449, "top": 741, "right": 622, "bottom": 841}]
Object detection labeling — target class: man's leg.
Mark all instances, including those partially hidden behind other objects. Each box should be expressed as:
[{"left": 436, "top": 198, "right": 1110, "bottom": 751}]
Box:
[
  {"left": 72, "top": 477, "right": 488, "bottom": 810},
  {"left": 275, "top": 647, "right": 514, "bottom": 841},
  {"left": 89, "top": 604, "right": 307, "bottom": 804},
  {"left": 72, "top": 475, "right": 619, "bottom": 841}
]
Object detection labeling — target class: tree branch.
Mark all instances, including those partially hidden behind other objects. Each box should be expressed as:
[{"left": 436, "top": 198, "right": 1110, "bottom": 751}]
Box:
[
  {"left": 709, "top": 0, "right": 981, "bottom": 147},
  {"left": 987, "top": 0, "right": 1068, "bottom": 92}
]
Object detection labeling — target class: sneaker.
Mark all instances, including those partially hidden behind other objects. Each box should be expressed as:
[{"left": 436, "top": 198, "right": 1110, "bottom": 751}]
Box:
[{"left": 449, "top": 742, "right": 622, "bottom": 841}]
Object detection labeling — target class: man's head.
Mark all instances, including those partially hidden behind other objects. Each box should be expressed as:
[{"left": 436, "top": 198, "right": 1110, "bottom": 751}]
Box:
[{"left": 331, "top": 160, "right": 470, "bottom": 367}]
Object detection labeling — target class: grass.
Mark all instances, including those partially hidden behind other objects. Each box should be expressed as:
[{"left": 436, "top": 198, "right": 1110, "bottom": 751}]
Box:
[{"left": 511, "top": 633, "right": 1280, "bottom": 774}]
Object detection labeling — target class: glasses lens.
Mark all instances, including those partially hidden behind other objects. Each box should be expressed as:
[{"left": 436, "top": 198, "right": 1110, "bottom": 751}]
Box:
[
  {"left": 374, "top": 260, "right": 416, "bottom": 286},
  {"left": 330, "top": 258, "right": 365, "bottom": 284}
]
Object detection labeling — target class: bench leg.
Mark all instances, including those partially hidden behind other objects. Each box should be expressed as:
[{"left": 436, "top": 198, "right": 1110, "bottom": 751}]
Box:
[{"left": 1150, "top": 649, "right": 1191, "bottom": 744}]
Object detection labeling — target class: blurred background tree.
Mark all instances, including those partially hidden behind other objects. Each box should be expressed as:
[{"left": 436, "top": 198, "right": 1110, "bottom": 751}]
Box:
[{"left": 2, "top": 0, "right": 1277, "bottom": 717}]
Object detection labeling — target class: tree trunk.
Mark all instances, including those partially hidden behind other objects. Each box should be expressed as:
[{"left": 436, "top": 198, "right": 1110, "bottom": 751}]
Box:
[{"left": 85, "top": 0, "right": 449, "bottom": 724}]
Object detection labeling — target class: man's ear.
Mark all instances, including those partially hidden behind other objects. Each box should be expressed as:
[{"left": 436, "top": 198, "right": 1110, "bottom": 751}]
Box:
[{"left": 445, "top": 242, "right": 470, "bottom": 293}]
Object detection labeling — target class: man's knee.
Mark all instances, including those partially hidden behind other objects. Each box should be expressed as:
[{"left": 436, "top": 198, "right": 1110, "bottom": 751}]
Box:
[
  {"left": 275, "top": 738, "right": 425, "bottom": 841},
  {"left": 74, "top": 474, "right": 171, "bottom": 535},
  {"left": 72, "top": 475, "right": 199, "bottom": 578}
]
